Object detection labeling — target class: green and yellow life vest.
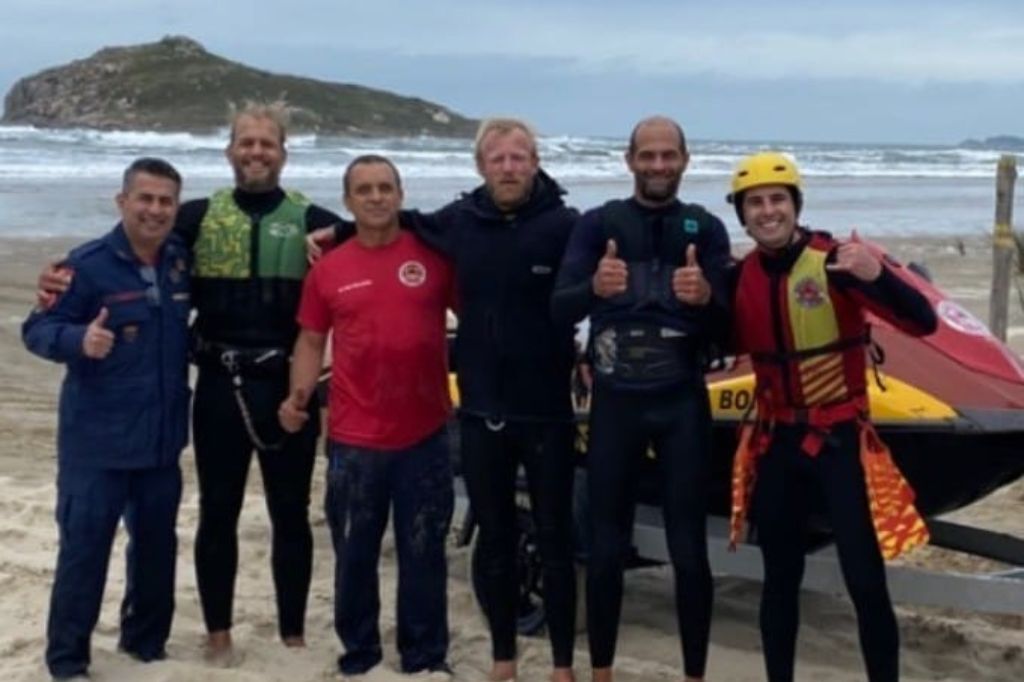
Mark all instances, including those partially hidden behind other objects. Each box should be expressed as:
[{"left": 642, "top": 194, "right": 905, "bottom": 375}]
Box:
[{"left": 193, "top": 188, "right": 309, "bottom": 281}]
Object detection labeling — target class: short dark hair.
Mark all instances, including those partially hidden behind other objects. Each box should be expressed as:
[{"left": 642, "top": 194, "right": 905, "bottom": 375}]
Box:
[
  {"left": 627, "top": 116, "right": 687, "bottom": 156},
  {"left": 122, "top": 157, "right": 182, "bottom": 192},
  {"left": 343, "top": 154, "right": 403, "bottom": 196}
]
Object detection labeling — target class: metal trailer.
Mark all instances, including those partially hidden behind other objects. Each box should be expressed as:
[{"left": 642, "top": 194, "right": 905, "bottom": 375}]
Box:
[{"left": 453, "top": 461, "right": 1024, "bottom": 637}]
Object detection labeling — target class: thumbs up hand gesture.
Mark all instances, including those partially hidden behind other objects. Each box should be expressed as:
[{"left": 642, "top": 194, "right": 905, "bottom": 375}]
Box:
[
  {"left": 673, "top": 243, "right": 711, "bottom": 305},
  {"left": 593, "top": 239, "right": 629, "bottom": 298},
  {"left": 278, "top": 387, "right": 311, "bottom": 434},
  {"left": 82, "top": 307, "right": 115, "bottom": 359},
  {"left": 825, "top": 229, "right": 882, "bottom": 282}
]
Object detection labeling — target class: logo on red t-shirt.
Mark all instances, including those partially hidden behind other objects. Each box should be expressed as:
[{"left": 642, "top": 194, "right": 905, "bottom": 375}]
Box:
[{"left": 398, "top": 260, "right": 427, "bottom": 287}]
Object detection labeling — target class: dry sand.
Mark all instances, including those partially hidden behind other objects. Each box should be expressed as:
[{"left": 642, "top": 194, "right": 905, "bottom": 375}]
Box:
[{"left": 0, "top": 235, "right": 1021, "bottom": 681}]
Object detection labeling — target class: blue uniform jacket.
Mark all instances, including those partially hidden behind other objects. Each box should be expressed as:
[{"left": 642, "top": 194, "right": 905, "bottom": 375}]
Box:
[{"left": 23, "top": 225, "right": 192, "bottom": 469}]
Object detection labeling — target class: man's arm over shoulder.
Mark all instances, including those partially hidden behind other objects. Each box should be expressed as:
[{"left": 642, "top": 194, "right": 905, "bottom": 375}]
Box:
[
  {"left": 173, "top": 198, "right": 209, "bottom": 250},
  {"left": 551, "top": 209, "right": 604, "bottom": 325},
  {"left": 303, "top": 204, "right": 346, "bottom": 263},
  {"left": 403, "top": 208, "right": 452, "bottom": 258},
  {"left": 306, "top": 203, "right": 343, "bottom": 232}
]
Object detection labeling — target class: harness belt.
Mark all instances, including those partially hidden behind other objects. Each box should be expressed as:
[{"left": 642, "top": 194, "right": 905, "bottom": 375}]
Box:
[
  {"left": 590, "top": 320, "right": 698, "bottom": 389},
  {"left": 770, "top": 395, "right": 868, "bottom": 457},
  {"left": 193, "top": 337, "right": 290, "bottom": 451}
]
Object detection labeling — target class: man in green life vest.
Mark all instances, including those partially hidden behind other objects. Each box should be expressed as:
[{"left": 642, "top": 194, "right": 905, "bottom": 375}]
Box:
[
  {"left": 38, "top": 102, "right": 343, "bottom": 663},
  {"left": 180, "top": 102, "right": 343, "bottom": 661}
]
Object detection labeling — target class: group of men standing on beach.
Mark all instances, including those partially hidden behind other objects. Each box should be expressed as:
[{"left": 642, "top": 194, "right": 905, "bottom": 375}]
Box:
[{"left": 26, "top": 101, "right": 936, "bottom": 682}]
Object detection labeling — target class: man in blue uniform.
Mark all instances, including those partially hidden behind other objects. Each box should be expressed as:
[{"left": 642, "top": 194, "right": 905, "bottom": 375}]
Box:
[
  {"left": 23, "top": 157, "right": 191, "bottom": 681},
  {"left": 37, "top": 103, "right": 343, "bottom": 659}
]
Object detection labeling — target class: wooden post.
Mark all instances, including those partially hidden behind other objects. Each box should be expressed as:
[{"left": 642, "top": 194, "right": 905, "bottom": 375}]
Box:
[{"left": 989, "top": 155, "right": 1018, "bottom": 341}]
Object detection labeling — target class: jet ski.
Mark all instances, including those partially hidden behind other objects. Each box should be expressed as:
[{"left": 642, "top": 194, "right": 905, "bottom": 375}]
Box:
[{"left": 704, "top": 245, "right": 1024, "bottom": 519}]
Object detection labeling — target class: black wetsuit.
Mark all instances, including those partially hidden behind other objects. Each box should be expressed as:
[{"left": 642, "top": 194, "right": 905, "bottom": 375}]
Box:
[
  {"left": 430, "top": 171, "right": 579, "bottom": 668},
  {"left": 176, "top": 188, "right": 340, "bottom": 640},
  {"left": 552, "top": 197, "right": 732, "bottom": 677}
]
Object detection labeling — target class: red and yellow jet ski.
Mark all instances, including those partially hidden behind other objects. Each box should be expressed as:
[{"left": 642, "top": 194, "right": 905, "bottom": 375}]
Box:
[{"left": 706, "top": 246, "right": 1024, "bottom": 520}]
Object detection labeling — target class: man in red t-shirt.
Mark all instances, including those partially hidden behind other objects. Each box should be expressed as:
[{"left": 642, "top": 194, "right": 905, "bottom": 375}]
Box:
[{"left": 278, "top": 155, "right": 455, "bottom": 678}]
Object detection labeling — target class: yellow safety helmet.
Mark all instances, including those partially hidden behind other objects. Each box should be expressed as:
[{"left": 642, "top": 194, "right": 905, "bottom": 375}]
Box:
[
  {"left": 727, "top": 152, "right": 804, "bottom": 225},
  {"left": 726, "top": 152, "right": 802, "bottom": 203}
]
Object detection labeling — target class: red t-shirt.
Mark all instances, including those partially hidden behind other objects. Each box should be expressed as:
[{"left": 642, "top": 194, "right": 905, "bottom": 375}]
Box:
[{"left": 298, "top": 231, "right": 454, "bottom": 450}]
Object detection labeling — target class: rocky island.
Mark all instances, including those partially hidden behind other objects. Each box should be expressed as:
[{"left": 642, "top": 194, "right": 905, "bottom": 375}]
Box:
[
  {"left": 957, "top": 135, "right": 1024, "bottom": 152},
  {"left": 2, "top": 36, "right": 478, "bottom": 137}
]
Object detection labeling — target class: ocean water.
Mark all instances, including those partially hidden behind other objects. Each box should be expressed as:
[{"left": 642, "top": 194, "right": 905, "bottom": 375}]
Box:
[{"left": 0, "top": 125, "right": 1017, "bottom": 239}]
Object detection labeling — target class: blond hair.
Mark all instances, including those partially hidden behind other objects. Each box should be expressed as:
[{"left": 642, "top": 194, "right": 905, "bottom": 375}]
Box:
[
  {"left": 228, "top": 100, "right": 291, "bottom": 145},
  {"left": 473, "top": 117, "right": 539, "bottom": 163}
]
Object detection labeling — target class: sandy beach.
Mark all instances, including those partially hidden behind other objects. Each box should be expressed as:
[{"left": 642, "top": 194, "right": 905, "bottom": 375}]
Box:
[{"left": 0, "top": 235, "right": 1021, "bottom": 681}]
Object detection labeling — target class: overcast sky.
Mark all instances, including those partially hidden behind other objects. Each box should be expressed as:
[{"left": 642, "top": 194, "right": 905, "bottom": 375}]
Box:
[{"left": 2, "top": 1, "right": 1022, "bottom": 144}]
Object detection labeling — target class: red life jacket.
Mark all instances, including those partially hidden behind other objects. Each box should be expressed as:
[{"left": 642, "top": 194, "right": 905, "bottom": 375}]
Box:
[
  {"left": 734, "top": 231, "right": 870, "bottom": 416},
  {"left": 728, "top": 231, "right": 930, "bottom": 558}
]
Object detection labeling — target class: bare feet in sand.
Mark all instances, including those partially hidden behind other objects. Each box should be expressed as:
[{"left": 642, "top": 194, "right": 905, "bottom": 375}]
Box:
[
  {"left": 490, "top": 661, "right": 575, "bottom": 681},
  {"left": 203, "top": 630, "right": 242, "bottom": 667},
  {"left": 551, "top": 666, "right": 576, "bottom": 682},
  {"left": 490, "top": 659, "right": 516, "bottom": 680}
]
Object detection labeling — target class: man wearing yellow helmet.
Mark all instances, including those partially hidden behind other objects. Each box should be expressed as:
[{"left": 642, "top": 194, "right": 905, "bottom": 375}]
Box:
[{"left": 726, "top": 151, "right": 938, "bottom": 682}]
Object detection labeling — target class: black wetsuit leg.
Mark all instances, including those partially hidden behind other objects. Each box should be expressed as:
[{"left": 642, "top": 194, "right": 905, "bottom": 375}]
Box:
[
  {"left": 255, "top": 394, "right": 317, "bottom": 639},
  {"left": 519, "top": 420, "right": 577, "bottom": 668},
  {"left": 460, "top": 417, "right": 577, "bottom": 667},
  {"left": 819, "top": 423, "right": 899, "bottom": 682},
  {"left": 585, "top": 386, "right": 648, "bottom": 669},
  {"left": 586, "top": 383, "right": 715, "bottom": 673},
  {"left": 459, "top": 416, "right": 520, "bottom": 663},
  {"left": 193, "top": 368, "right": 317, "bottom": 639},
  {"left": 650, "top": 384, "right": 714, "bottom": 679},
  {"left": 754, "top": 422, "right": 899, "bottom": 682},
  {"left": 752, "top": 427, "right": 811, "bottom": 682}
]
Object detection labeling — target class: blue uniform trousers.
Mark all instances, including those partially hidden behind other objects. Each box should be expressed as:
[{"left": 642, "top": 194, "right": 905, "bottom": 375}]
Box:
[
  {"left": 325, "top": 429, "right": 454, "bottom": 676},
  {"left": 46, "top": 465, "right": 182, "bottom": 678}
]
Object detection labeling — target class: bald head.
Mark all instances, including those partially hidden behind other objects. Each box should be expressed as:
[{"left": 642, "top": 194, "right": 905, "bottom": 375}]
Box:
[
  {"left": 625, "top": 116, "right": 690, "bottom": 206},
  {"left": 627, "top": 116, "right": 687, "bottom": 157}
]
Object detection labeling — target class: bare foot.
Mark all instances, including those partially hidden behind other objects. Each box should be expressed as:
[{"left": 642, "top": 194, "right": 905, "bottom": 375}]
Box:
[
  {"left": 551, "top": 667, "right": 576, "bottom": 682},
  {"left": 204, "top": 630, "right": 242, "bottom": 667},
  {"left": 205, "top": 630, "right": 231, "bottom": 655},
  {"left": 282, "top": 635, "right": 306, "bottom": 648},
  {"left": 591, "top": 667, "right": 612, "bottom": 682},
  {"left": 491, "top": 659, "right": 516, "bottom": 681}
]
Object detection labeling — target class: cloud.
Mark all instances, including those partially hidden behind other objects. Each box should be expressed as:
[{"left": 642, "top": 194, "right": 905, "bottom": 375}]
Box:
[
  {"left": 3, "top": 2, "right": 1023, "bottom": 84},
  {"left": 323, "top": 3, "right": 1024, "bottom": 84}
]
